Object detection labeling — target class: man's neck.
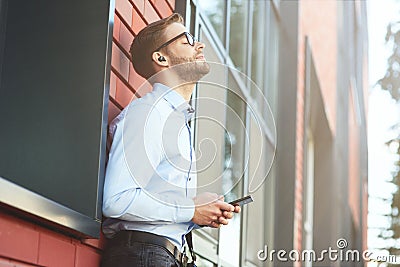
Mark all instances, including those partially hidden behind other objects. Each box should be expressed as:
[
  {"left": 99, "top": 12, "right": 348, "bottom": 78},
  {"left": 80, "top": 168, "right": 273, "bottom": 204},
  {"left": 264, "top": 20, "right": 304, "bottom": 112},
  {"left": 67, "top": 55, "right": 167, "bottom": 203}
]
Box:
[
  {"left": 173, "top": 83, "right": 195, "bottom": 102},
  {"left": 149, "top": 73, "right": 196, "bottom": 102}
]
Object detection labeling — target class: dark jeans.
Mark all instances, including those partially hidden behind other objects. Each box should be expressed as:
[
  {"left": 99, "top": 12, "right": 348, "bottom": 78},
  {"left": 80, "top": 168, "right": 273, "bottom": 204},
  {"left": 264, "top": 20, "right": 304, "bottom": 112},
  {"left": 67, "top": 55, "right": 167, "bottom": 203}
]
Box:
[{"left": 101, "top": 241, "right": 182, "bottom": 267}]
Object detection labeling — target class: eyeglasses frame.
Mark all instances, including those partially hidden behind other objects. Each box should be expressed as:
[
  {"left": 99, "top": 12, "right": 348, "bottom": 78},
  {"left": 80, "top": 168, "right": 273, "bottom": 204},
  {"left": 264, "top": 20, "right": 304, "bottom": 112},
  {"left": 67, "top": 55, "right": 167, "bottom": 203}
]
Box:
[{"left": 153, "top": 32, "right": 196, "bottom": 53}]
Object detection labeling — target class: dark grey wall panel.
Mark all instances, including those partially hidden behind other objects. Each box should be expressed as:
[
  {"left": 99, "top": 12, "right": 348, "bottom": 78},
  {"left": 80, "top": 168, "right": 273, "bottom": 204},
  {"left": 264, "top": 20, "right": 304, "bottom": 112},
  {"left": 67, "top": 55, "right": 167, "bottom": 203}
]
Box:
[{"left": 0, "top": 0, "right": 113, "bottom": 237}]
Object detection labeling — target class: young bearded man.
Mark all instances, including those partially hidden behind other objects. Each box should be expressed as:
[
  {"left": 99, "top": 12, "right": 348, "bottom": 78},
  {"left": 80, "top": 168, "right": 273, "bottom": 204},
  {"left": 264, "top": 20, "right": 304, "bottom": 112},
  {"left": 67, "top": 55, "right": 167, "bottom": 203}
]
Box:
[{"left": 101, "top": 13, "right": 240, "bottom": 267}]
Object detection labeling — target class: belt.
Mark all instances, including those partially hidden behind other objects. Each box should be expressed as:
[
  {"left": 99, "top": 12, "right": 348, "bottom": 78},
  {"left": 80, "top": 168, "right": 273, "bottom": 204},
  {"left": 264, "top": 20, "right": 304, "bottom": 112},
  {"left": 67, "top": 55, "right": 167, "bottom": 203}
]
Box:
[{"left": 108, "top": 230, "right": 184, "bottom": 263}]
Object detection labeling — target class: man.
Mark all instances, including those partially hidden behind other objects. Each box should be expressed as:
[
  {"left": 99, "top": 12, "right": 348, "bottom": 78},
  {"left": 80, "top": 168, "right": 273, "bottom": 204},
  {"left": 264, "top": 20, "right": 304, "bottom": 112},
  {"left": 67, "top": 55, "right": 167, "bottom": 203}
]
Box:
[{"left": 101, "top": 13, "right": 240, "bottom": 267}]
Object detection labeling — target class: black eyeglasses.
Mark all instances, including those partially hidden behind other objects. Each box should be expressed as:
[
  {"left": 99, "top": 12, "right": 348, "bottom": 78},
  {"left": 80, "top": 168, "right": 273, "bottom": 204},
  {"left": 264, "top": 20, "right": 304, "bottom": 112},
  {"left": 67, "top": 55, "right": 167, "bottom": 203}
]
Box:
[{"left": 153, "top": 32, "right": 196, "bottom": 53}]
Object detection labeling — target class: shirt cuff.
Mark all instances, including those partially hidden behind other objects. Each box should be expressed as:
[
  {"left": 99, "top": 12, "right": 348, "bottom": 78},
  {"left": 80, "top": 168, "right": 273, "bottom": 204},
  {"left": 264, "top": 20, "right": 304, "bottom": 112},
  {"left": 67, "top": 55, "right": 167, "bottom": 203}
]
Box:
[{"left": 175, "top": 197, "right": 195, "bottom": 223}]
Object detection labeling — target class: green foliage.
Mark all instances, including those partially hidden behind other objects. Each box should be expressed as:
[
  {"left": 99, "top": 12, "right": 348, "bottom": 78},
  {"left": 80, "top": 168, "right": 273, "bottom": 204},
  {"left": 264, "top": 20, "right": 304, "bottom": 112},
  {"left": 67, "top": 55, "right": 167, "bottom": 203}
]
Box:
[{"left": 378, "top": 21, "right": 400, "bottom": 100}]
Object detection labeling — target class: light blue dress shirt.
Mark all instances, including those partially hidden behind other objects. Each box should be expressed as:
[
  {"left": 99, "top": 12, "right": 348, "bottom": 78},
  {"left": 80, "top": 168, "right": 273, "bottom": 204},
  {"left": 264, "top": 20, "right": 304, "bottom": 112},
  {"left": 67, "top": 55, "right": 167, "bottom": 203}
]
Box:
[{"left": 102, "top": 83, "right": 198, "bottom": 248}]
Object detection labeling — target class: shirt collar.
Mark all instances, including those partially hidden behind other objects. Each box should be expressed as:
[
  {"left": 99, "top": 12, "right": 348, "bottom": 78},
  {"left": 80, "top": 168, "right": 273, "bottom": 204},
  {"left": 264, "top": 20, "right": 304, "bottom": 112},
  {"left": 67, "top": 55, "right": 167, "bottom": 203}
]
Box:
[{"left": 153, "top": 83, "right": 195, "bottom": 119}]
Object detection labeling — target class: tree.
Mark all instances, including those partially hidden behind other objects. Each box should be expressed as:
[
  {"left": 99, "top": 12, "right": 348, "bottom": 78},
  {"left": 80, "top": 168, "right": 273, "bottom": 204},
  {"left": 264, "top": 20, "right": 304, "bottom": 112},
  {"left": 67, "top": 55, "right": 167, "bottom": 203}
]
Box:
[
  {"left": 377, "top": 20, "right": 400, "bottom": 266},
  {"left": 379, "top": 21, "right": 400, "bottom": 101}
]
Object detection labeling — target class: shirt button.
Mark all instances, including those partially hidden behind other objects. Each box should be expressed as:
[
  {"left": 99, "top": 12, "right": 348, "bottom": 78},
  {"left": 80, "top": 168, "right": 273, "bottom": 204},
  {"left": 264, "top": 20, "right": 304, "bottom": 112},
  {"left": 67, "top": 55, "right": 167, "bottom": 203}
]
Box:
[{"left": 188, "top": 177, "right": 192, "bottom": 181}]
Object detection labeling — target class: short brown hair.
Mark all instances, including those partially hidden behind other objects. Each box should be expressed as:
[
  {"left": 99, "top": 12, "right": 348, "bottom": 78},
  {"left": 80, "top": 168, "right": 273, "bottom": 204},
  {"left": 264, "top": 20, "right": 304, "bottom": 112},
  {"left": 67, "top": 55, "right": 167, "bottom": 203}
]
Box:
[{"left": 129, "top": 13, "right": 184, "bottom": 79}]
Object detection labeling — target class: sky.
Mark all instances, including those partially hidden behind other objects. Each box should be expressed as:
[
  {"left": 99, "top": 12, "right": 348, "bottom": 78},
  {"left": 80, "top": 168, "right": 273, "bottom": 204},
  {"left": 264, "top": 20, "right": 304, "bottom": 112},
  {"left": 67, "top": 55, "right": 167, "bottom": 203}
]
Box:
[{"left": 367, "top": 0, "right": 400, "bottom": 252}]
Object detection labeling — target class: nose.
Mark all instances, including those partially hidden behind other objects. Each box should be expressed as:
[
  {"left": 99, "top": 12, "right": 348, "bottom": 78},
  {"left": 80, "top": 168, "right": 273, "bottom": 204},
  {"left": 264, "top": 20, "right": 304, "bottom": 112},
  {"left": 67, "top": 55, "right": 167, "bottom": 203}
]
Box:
[{"left": 195, "top": 40, "right": 205, "bottom": 51}]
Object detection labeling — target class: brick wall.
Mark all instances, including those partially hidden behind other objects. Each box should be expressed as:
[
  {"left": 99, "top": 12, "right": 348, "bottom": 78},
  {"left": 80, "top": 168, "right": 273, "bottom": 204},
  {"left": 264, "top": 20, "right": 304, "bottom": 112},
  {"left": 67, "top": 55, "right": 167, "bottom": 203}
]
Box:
[
  {"left": 0, "top": 211, "right": 103, "bottom": 267},
  {"left": 293, "top": 0, "right": 338, "bottom": 255},
  {"left": 0, "top": 1, "right": 174, "bottom": 266},
  {"left": 109, "top": 0, "right": 174, "bottom": 123}
]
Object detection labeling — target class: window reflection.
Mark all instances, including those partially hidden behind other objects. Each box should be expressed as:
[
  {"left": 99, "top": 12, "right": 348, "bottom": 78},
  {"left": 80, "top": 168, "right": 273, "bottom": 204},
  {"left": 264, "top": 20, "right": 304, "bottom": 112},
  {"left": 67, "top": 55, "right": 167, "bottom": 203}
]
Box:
[
  {"left": 229, "top": 0, "right": 249, "bottom": 72},
  {"left": 198, "top": 0, "right": 226, "bottom": 46},
  {"left": 192, "top": 0, "right": 279, "bottom": 265},
  {"left": 250, "top": 0, "right": 266, "bottom": 112},
  {"left": 218, "top": 72, "right": 247, "bottom": 266},
  {"left": 224, "top": 74, "right": 246, "bottom": 202},
  {"left": 195, "top": 255, "right": 216, "bottom": 267},
  {"left": 265, "top": 3, "right": 279, "bottom": 116}
]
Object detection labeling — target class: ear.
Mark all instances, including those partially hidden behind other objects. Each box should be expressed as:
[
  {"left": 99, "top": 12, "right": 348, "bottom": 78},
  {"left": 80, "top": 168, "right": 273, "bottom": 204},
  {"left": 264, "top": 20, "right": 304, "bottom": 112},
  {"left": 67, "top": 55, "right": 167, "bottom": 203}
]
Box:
[{"left": 152, "top": 52, "right": 169, "bottom": 67}]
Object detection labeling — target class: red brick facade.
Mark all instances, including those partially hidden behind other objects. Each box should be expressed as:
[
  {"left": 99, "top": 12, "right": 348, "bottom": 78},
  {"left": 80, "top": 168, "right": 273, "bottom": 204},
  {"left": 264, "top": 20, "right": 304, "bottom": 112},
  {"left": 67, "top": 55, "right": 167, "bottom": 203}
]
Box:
[
  {"left": 293, "top": 0, "right": 338, "bottom": 254},
  {"left": 0, "top": 211, "right": 102, "bottom": 267},
  {"left": 109, "top": 0, "right": 173, "bottom": 124}
]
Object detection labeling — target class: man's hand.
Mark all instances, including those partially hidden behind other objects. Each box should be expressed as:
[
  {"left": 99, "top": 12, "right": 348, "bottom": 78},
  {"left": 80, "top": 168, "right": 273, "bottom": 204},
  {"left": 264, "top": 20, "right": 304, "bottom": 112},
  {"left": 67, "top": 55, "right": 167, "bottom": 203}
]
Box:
[
  {"left": 218, "top": 204, "right": 241, "bottom": 225},
  {"left": 192, "top": 193, "right": 235, "bottom": 228}
]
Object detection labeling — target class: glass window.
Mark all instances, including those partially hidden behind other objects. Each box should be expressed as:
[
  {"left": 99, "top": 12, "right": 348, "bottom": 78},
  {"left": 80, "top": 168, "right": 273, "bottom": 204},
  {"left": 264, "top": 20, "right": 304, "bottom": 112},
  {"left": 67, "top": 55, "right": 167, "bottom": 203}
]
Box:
[
  {"left": 229, "top": 0, "right": 249, "bottom": 72},
  {"left": 265, "top": 1, "right": 279, "bottom": 116},
  {"left": 189, "top": 1, "right": 279, "bottom": 265},
  {"left": 249, "top": 0, "right": 266, "bottom": 115},
  {"left": 218, "top": 72, "right": 247, "bottom": 266},
  {"left": 198, "top": 0, "right": 226, "bottom": 46},
  {"left": 245, "top": 113, "right": 266, "bottom": 264},
  {"left": 195, "top": 31, "right": 228, "bottom": 242},
  {"left": 250, "top": 0, "right": 266, "bottom": 89},
  {"left": 222, "top": 76, "right": 246, "bottom": 202},
  {"left": 196, "top": 255, "right": 216, "bottom": 267},
  {"left": 272, "top": 0, "right": 280, "bottom": 13}
]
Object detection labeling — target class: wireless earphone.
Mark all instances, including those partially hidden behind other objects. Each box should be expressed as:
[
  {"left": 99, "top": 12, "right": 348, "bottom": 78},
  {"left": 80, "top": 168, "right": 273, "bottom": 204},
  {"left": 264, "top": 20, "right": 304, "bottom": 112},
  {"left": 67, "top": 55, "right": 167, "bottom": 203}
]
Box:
[{"left": 158, "top": 56, "right": 166, "bottom": 62}]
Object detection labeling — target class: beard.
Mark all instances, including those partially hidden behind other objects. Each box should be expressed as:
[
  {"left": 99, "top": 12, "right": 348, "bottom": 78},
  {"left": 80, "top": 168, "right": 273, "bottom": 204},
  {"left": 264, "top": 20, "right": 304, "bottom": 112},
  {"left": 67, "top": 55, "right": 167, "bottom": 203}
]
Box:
[{"left": 168, "top": 53, "right": 210, "bottom": 83}]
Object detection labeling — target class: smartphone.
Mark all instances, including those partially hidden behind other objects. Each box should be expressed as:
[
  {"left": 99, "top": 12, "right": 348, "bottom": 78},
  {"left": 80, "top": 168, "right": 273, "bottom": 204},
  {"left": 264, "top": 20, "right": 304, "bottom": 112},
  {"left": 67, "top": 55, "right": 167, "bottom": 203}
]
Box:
[{"left": 229, "top": 195, "right": 254, "bottom": 206}]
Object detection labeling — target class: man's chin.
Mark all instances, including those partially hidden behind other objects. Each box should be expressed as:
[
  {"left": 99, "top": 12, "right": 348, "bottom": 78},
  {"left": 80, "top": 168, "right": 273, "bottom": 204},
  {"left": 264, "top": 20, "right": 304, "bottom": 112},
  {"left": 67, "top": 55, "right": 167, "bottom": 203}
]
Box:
[
  {"left": 196, "top": 61, "right": 210, "bottom": 75},
  {"left": 168, "top": 60, "right": 210, "bottom": 82}
]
